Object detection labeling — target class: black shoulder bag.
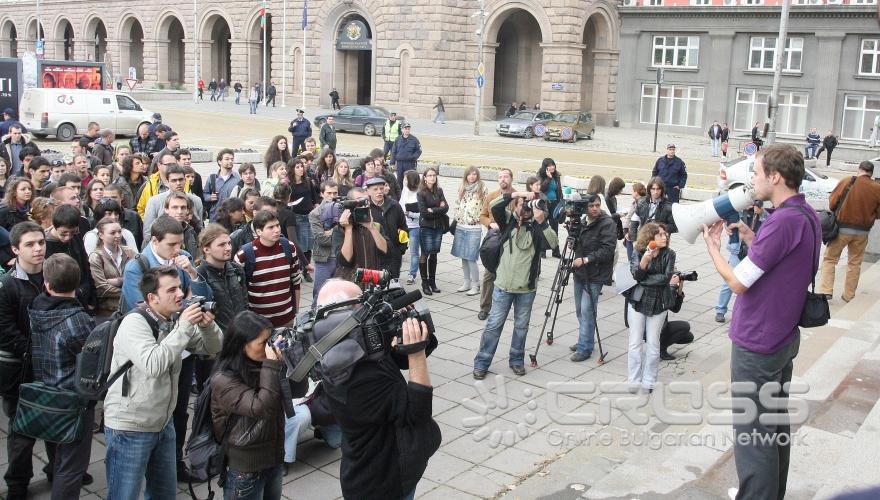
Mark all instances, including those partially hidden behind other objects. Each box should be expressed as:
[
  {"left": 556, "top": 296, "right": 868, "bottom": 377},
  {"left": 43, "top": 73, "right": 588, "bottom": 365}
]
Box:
[
  {"left": 787, "top": 204, "right": 830, "bottom": 328},
  {"left": 818, "top": 176, "right": 856, "bottom": 244}
]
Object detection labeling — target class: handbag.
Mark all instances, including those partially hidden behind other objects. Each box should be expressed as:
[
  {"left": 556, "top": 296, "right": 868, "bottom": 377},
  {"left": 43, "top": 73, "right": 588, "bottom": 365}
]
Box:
[
  {"left": 786, "top": 204, "right": 830, "bottom": 328},
  {"left": 818, "top": 176, "right": 856, "bottom": 244},
  {"left": 448, "top": 219, "right": 457, "bottom": 235},
  {"left": 12, "top": 382, "right": 87, "bottom": 443}
]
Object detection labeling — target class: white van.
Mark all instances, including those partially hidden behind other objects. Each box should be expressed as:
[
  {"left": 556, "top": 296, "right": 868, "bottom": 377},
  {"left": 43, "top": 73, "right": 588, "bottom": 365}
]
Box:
[{"left": 19, "top": 88, "right": 154, "bottom": 141}]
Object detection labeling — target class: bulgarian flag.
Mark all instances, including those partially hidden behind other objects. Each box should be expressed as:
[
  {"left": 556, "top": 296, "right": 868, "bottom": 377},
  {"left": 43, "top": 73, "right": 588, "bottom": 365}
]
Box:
[{"left": 260, "top": 1, "right": 268, "bottom": 29}]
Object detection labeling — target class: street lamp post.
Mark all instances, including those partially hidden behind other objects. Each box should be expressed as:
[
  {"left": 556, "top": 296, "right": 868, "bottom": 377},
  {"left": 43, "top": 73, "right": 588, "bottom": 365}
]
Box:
[
  {"left": 766, "top": 0, "right": 791, "bottom": 146},
  {"left": 472, "top": 0, "right": 486, "bottom": 136},
  {"left": 193, "top": 0, "right": 199, "bottom": 102},
  {"left": 652, "top": 67, "right": 663, "bottom": 153}
]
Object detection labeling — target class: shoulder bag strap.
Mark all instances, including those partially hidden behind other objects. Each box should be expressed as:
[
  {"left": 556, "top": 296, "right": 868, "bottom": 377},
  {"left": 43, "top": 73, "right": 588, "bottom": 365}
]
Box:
[
  {"left": 834, "top": 176, "right": 857, "bottom": 216},
  {"left": 782, "top": 204, "right": 819, "bottom": 292}
]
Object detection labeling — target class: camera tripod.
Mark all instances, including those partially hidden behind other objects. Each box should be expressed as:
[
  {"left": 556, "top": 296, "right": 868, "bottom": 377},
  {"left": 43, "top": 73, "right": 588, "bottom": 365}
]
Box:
[{"left": 528, "top": 229, "right": 607, "bottom": 368}]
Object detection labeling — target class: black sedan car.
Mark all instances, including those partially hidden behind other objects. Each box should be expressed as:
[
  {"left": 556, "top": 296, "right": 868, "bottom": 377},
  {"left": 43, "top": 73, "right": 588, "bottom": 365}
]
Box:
[{"left": 314, "top": 105, "right": 404, "bottom": 137}]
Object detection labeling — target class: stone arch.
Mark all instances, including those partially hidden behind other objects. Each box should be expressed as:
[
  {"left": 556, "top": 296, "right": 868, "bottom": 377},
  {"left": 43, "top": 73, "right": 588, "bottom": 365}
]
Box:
[
  {"left": 199, "top": 10, "right": 233, "bottom": 84},
  {"left": 581, "top": 4, "right": 619, "bottom": 123},
  {"left": 485, "top": 4, "right": 548, "bottom": 115},
  {"left": 156, "top": 11, "right": 187, "bottom": 85},
  {"left": 83, "top": 15, "right": 108, "bottom": 62},
  {"left": 244, "top": 9, "right": 273, "bottom": 87},
  {"left": 25, "top": 17, "right": 44, "bottom": 41},
  {"left": 51, "top": 17, "right": 75, "bottom": 60},
  {"left": 0, "top": 19, "right": 18, "bottom": 57},
  {"left": 396, "top": 43, "right": 415, "bottom": 103},
  {"left": 319, "top": 2, "right": 378, "bottom": 106},
  {"left": 118, "top": 15, "right": 146, "bottom": 80}
]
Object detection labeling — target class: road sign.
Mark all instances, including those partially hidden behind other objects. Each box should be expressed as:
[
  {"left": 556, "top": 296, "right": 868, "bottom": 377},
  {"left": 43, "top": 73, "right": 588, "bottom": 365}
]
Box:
[
  {"left": 476, "top": 75, "right": 484, "bottom": 88},
  {"left": 534, "top": 124, "right": 546, "bottom": 137},
  {"left": 477, "top": 62, "right": 485, "bottom": 76},
  {"left": 35, "top": 40, "right": 44, "bottom": 60},
  {"left": 125, "top": 78, "right": 138, "bottom": 91},
  {"left": 744, "top": 142, "right": 758, "bottom": 156}
]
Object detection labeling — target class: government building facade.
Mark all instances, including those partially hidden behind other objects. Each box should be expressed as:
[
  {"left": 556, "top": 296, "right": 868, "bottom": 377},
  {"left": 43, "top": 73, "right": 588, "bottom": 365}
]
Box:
[{"left": 0, "top": 0, "right": 621, "bottom": 122}]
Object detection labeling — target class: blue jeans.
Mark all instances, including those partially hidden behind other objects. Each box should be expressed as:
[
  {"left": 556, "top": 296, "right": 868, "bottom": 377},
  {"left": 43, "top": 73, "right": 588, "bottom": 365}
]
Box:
[
  {"left": 293, "top": 213, "right": 313, "bottom": 252},
  {"left": 283, "top": 404, "right": 342, "bottom": 463},
  {"left": 313, "top": 258, "right": 336, "bottom": 302},
  {"left": 224, "top": 464, "right": 283, "bottom": 500},
  {"left": 805, "top": 144, "right": 817, "bottom": 158},
  {"left": 710, "top": 138, "right": 720, "bottom": 156},
  {"left": 235, "top": 91, "right": 241, "bottom": 104},
  {"left": 716, "top": 241, "right": 742, "bottom": 315},
  {"left": 407, "top": 227, "right": 421, "bottom": 277},
  {"left": 249, "top": 101, "right": 258, "bottom": 114},
  {"left": 105, "top": 422, "right": 177, "bottom": 500},
  {"left": 573, "top": 279, "right": 603, "bottom": 355},
  {"left": 473, "top": 288, "right": 536, "bottom": 370}
]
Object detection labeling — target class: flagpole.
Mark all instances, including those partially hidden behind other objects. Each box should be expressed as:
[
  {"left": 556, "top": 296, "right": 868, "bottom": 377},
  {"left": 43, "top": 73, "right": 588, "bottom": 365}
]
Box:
[
  {"left": 302, "top": 0, "right": 307, "bottom": 109},
  {"left": 262, "top": 0, "right": 268, "bottom": 99},
  {"left": 281, "top": 0, "right": 287, "bottom": 107}
]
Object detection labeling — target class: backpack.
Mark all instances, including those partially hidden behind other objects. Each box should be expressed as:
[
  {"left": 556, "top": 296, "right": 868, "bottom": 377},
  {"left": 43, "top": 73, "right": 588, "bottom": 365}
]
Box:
[
  {"left": 241, "top": 237, "right": 297, "bottom": 285},
  {"left": 479, "top": 228, "right": 503, "bottom": 274},
  {"left": 74, "top": 308, "right": 159, "bottom": 400},
  {"left": 185, "top": 372, "right": 236, "bottom": 500}
]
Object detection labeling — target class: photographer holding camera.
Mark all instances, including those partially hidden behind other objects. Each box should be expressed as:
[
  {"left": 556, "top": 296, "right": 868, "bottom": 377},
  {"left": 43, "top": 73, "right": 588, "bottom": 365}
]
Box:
[
  {"left": 309, "top": 180, "right": 342, "bottom": 299},
  {"left": 103, "top": 266, "right": 222, "bottom": 499},
  {"left": 315, "top": 279, "right": 441, "bottom": 500},
  {"left": 568, "top": 194, "right": 617, "bottom": 362},
  {"left": 473, "top": 191, "right": 558, "bottom": 378},
  {"left": 336, "top": 188, "right": 388, "bottom": 283}
]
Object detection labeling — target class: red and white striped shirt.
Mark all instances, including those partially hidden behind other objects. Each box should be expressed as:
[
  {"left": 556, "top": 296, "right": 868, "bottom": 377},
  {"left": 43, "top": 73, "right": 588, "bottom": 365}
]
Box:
[{"left": 235, "top": 238, "right": 302, "bottom": 327}]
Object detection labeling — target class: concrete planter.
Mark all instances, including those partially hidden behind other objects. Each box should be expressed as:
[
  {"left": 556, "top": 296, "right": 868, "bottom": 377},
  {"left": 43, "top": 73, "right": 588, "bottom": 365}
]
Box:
[
  {"left": 40, "top": 149, "right": 65, "bottom": 164},
  {"left": 187, "top": 147, "right": 213, "bottom": 163},
  {"left": 232, "top": 149, "right": 261, "bottom": 164}
]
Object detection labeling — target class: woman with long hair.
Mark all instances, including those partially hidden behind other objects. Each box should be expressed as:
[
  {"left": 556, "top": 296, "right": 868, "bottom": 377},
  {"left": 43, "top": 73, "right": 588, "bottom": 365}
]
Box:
[
  {"left": 214, "top": 197, "right": 246, "bottom": 234},
  {"left": 264, "top": 135, "right": 292, "bottom": 176},
  {"left": 89, "top": 217, "right": 137, "bottom": 323},
  {"left": 331, "top": 159, "right": 354, "bottom": 197},
  {"left": 586, "top": 175, "right": 612, "bottom": 216},
  {"left": 289, "top": 159, "right": 317, "bottom": 276},
  {"left": 624, "top": 182, "right": 646, "bottom": 262},
  {"left": 314, "top": 149, "right": 336, "bottom": 184},
  {"left": 112, "top": 144, "right": 132, "bottom": 182},
  {"left": 538, "top": 158, "right": 563, "bottom": 258},
  {"left": 626, "top": 222, "right": 676, "bottom": 393},
  {"left": 29, "top": 197, "right": 56, "bottom": 230},
  {"left": 399, "top": 170, "right": 421, "bottom": 285},
  {"left": 0, "top": 177, "right": 34, "bottom": 230},
  {"left": 211, "top": 311, "right": 290, "bottom": 500},
  {"left": 116, "top": 153, "right": 148, "bottom": 209},
  {"left": 417, "top": 167, "right": 448, "bottom": 295},
  {"left": 451, "top": 167, "right": 486, "bottom": 295},
  {"left": 83, "top": 178, "right": 106, "bottom": 224},
  {"left": 0, "top": 157, "right": 9, "bottom": 200},
  {"left": 262, "top": 161, "right": 289, "bottom": 197}
]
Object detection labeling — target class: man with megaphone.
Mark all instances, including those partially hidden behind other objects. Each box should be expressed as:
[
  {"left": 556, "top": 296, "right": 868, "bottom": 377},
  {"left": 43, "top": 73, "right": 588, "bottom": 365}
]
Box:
[{"left": 700, "top": 144, "right": 820, "bottom": 500}]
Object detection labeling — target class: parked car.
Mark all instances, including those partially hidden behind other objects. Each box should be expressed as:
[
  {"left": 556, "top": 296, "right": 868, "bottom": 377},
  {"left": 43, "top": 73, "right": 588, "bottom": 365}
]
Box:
[
  {"left": 313, "top": 106, "right": 404, "bottom": 137},
  {"left": 543, "top": 111, "right": 595, "bottom": 142},
  {"left": 496, "top": 111, "right": 556, "bottom": 138},
  {"left": 19, "top": 88, "right": 153, "bottom": 141},
  {"left": 718, "top": 155, "right": 839, "bottom": 200}
]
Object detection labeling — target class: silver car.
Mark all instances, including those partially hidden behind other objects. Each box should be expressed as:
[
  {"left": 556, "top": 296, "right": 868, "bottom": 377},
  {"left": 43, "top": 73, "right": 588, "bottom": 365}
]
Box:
[{"left": 495, "top": 111, "right": 556, "bottom": 138}]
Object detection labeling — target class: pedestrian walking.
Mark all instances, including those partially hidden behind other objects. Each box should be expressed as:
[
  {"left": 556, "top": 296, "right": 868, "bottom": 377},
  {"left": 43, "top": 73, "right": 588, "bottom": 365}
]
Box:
[
  {"left": 218, "top": 79, "right": 226, "bottom": 101},
  {"left": 197, "top": 78, "right": 205, "bottom": 100},
  {"left": 266, "top": 82, "right": 277, "bottom": 107},
  {"left": 451, "top": 167, "right": 487, "bottom": 295},
  {"left": 248, "top": 84, "right": 260, "bottom": 115},
  {"left": 708, "top": 120, "right": 723, "bottom": 157},
  {"left": 329, "top": 88, "right": 340, "bottom": 110},
  {"left": 234, "top": 82, "right": 242, "bottom": 104},
  {"left": 319, "top": 116, "right": 337, "bottom": 151},
  {"left": 651, "top": 144, "right": 687, "bottom": 203},
  {"left": 815, "top": 130, "right": 838, "bottom": 167},
  {"left": 751, "top": 121, "right": 764, "bottom": 150},
  {"left": 208, "top": 78, "right": 218, "bottom": 101},
  {"left": 721, "top": 122, "right": 731, "bottom": 159},
  {"left": 433, "top": 97, "right": 446, "bottom": 124}
]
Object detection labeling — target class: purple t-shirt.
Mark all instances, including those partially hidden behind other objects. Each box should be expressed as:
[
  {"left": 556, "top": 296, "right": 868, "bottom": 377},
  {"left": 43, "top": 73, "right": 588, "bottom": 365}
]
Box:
[{"left": 729, "top": 194, "right": 820, "bottom": 354}]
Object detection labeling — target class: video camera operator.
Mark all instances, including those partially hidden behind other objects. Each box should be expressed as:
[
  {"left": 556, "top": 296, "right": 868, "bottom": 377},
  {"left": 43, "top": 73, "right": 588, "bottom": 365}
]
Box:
[
  {"left": 335, "top": 188, "right": 388, "bottom": 283},
  {"left": 567, "top": 194, "right": 617, "bottom": 362},
  {"left": 315, "top": 279, "right": 441, "bottom": 500}
]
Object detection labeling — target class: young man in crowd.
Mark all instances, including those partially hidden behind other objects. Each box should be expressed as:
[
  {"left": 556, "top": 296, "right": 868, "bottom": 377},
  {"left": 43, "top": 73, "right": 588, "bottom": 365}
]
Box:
[
  {"left": 477, "top": 168, "right": 515, "bottom": 320},
  {"left": 103, "top": 266, "right": 222, "bottom": 499},
  {"left": 130, "top": 122, "right": 160, "bottom": 157},
  {"left": 309, "top": 180, "right": 342, "bottom": 301},
  {"left": 29, "top": 254, "right": 96, "bottom": 499},
  {"left": 203, "top": 148, "right": 240, "bottom": 221},
  {"left": 177, "top": 149, "right": 204, "bottom": 200},
  {"left": 157, "top": 192, "right": 199, "bottom": 258},
  {"left": 136, "top": 152, "right": 179, "bottom": 218},
  {"left": 143, "top": 164, "right": 203, "bottom": 238},
  {"left": 26, "top": 156, "right": 52, "bottom": 191},
  {"left": 230, "top": 196, "right": 277, "bottom": 255},
  {"left": 150, "top": 131, "right": 181, "bottom": 170},
  {"left": 49, "top": 184, "right": 91, "bottom": 236},
  {"left": 235, "top": 211, "right": 303, "bottom": 327},
  {"left": 44, "top": 204, "right": 96, "bottom": 313},
  {"left": 1, "top": 124, "right": 38, "bottom": 176}
]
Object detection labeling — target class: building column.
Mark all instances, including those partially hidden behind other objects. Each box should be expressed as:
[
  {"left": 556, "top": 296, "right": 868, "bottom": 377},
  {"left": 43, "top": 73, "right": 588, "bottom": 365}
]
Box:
[
  {"left": 110, "top": 39, "right": 131, "bottom": 84},
  {"left": 230, "top": 39, "right": 252, "bottom": 88},
  {"left": 813, "top": 33, "right": 845, "bottom": 134},
  {"left": 141, "top": 37, "right": 157, "bottom": 87},
  {"left": 155, "top": 40, "right": 171, "bottom": 87},
  {"left": 182, "top": 38, "right": 199, "bottom": 90},
  {"left": 539, "top": 42, "right": 585, "bottom": 113},
  {"left": 590, "top": 48, "right": 620, "bottom": 126},
  {"left": 616, "top": 31, "right": 640, "bottom": 128},
  {"left": 707, "top": 31, "right": 735, "bottom": 128}
]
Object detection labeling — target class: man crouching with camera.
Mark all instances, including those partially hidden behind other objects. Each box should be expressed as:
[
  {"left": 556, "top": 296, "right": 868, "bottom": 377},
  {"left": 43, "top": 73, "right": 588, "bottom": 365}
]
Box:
[
  {"left": 316, "top": 279, "right": 440, "bottom": 500},
  {"left": 473, "top": 191, "right": 558, "bottom": 378},
  {"left": 568, "top": 194, "right": 617, "bottom": 362}
]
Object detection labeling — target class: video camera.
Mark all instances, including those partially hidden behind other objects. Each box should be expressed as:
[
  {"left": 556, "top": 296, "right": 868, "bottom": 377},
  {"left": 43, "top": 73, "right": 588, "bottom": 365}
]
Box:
[
  {"left": 320, "top": 197, "right": 372, "bottom": 229},
  {"left": 179, "top": 295, "right": 217, "bottom": 314},
  {"left": 269, "top": 268, "right": 437, "bottom": 386}
]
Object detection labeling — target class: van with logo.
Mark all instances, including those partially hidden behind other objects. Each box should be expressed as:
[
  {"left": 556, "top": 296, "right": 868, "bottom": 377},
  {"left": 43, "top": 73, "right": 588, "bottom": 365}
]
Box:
[{"left": 19, "top": 88, "right": 154, "bottom": 141}]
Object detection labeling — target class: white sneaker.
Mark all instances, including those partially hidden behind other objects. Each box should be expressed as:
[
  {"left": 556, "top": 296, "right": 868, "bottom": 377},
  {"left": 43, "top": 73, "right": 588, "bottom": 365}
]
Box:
[
  {"left": 466, "top": 285, "right": 480, "bottom": 296},
  {"left": 405, "top": 275, "right": 415, "bottom": 285},
  {"left": 456, "top": 282, "right": 472, "bottom": 292}
]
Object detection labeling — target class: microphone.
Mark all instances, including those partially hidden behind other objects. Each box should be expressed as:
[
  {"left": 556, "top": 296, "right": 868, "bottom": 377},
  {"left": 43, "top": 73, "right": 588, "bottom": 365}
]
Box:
[{"left": 390, "top": 290, "right": 423, "bottom": 311}]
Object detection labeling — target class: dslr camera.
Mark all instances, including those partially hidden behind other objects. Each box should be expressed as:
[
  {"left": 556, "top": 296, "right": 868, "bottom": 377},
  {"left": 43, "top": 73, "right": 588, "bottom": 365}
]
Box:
[
  {"left": 180, "top": 295, "right": 218, "bottom": 314},
  {"left": 674, "top": 271, "right": 699, "bottom": 282},
  {"left": 320, "top": 197, "right": 373, "bottom": 229}
]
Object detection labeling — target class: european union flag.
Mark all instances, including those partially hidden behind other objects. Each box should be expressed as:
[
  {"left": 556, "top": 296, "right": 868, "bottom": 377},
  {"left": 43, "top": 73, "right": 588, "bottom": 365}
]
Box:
[{"left": 302, "top": 0, "right": 308, "bottom": 29}]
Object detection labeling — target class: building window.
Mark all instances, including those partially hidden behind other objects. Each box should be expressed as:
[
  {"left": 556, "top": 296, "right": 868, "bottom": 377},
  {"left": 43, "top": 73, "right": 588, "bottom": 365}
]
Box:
[
  {"left": 860, "top": 39, "right": 880, "bottom": 76},
  {"left": 742, "top": 0, "right": 763, "bottom": 4},
  {"left": 749, "top": 37, "right": 803, "bottom": 72},
  {"left": 842, "top": 95, "right": 880, "bottom": 140},
  {"left": 734, "top": 89, "right": 808, "bottom": 135},
  {"left": 639, "top": 84, "right": 704, "bottom": 127},
  {"left": 652, "top": 36, "right": 699, "bottom": 68},
  {"left": 852, "top": 0, "right": 877, "bottom": 4},
  {"left": 691, "top": 0, "right": 710, "bottom": 4},
  {"left": 647, "top": 0, "right": 663, "bottom": 5}
]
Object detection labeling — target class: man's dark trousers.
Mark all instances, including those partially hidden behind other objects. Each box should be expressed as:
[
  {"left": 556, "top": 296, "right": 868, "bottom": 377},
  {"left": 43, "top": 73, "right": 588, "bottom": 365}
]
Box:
[
  {"left": 731, "top": 336, "right": 799, "bottom": 500},
  {"left": 3, "top": 397, "right": 57, "bottom": 496},
  {"left": 51, "top": 405, "right": 95, "bottom": 498},
  {"left": 383, "top": 140, "right": 394, "bottom": 159},
  {"left": 173, "top": 355, "right": 196, "bottom": 464},
  {"left": 395, "top": 161, "right": 417, "bottom": 191}
]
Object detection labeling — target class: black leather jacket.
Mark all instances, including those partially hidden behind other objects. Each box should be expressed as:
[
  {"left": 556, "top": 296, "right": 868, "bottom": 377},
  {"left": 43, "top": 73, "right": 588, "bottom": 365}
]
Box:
[
  {"left": 197, "top": 261, "right": 248, "bottom": 332},
  {"left": 630, "top": 198, "right": 677, "bottom": 235},
  {"left": 572, "top": 213, "right": 617, "bottom": 285},
  {"left": 627, "top": 247, "right": 676, "bottom": 316}
]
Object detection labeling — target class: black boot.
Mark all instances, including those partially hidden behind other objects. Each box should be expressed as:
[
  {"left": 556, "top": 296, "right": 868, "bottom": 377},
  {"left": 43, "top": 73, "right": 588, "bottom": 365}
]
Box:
[
  {"left": 428, "top": 255, "right": 441, "bottom": 293},
  {"left": 420, "top": 261, "right": 432, "bottom": 296}
]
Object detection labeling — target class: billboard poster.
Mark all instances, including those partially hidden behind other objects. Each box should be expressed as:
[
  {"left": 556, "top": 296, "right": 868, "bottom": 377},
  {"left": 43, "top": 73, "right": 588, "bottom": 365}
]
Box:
[
  {"left": 0, "top": 58, "right": 23, "bottom": 117},
  {"left": 38, "top": 62, "right": 103, "bottom": 90}
]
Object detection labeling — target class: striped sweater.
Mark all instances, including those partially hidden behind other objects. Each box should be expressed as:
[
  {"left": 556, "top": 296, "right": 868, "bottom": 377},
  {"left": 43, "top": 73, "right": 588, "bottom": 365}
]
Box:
[{"left": 235, "top": 238, "right": 302, "bottom": 326}]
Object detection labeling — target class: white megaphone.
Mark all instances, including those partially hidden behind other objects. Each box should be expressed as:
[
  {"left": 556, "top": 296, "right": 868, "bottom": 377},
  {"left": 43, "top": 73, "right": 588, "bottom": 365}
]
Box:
[{"left": 672, "top": 185, "right": 756, "bottom": 244}]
